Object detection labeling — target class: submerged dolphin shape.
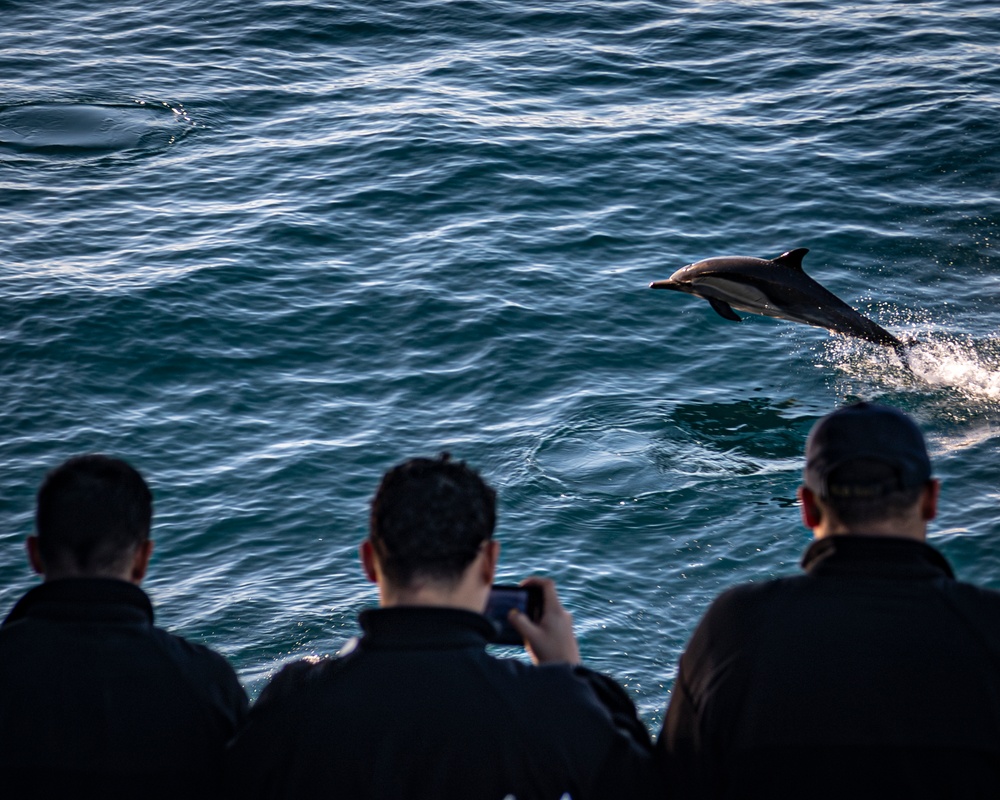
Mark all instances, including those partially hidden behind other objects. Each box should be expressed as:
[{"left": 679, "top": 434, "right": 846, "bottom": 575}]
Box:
[
  {"left": 0, "top": 102, "right": 188, "bottom": 154},
  {"left": 650, "top": 248, "right": 903, "bottom": 347}
]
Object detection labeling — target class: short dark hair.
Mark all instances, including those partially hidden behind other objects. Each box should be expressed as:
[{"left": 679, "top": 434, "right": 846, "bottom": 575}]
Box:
[
  {"left": 369, "top": 454, "right": 496, "bottom": 587},
  {"left": 35, "top": 455, "right": 153, "bottom": 573},
  {"left": 803, "top": 403, "right": 932, "bottom": 527},
  {"left": 819, "top": 458, "right": 924, "bottom": 527},
  {"left": 804, "top": 402, "right": 931, "bottom": 500}
]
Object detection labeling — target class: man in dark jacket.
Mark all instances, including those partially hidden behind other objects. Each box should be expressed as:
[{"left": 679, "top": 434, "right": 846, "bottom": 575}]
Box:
[
  {"left": 227, "top": 453, "right": 660, "bottom": 799},
  {"left": 657, "top": 402, "right": 1000, "bottom": 798},
  {"left": 0, "top": 455, "right": 248, "bottom": 799}
]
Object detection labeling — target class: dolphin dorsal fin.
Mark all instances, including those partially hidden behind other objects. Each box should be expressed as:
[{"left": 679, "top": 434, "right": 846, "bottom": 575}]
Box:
[{"left": 772, "top": 248, "right": 809, "bottom": 272}]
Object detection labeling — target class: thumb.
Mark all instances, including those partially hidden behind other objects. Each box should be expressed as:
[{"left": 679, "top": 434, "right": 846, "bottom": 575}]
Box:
[{"left": 507, "top": 607, "right": 538, "bottom": 640}]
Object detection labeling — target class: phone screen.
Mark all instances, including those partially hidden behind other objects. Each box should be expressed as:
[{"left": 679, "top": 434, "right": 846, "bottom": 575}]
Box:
[{"left": 484, "top": 584, "right": 543, "bottom": 645}]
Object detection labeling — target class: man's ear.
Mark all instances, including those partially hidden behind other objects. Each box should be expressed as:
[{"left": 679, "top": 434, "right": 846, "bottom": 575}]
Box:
[
  {"left": 799, "top": 486, "right": 823, "bottom": 529},
  {"left": 129, "top": 540, "right": 154, "bottom": 585},
  {"left": 26, "top": 536, "right": 44, "bottom": 576},
  {"left": 921, "top": 479, "right": 940, "bottom": 522},
  {"left": 360, "top": 539, "right": 378, "bottom": 583},
  {"left": 479, "top": 539, "right": 500, "bottom": 586}
]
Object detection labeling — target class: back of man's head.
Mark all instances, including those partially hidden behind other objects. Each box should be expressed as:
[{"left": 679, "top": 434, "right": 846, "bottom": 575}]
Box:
[
  {"left": 803, "top": 402, "right": 932, "bottom": 528},
  {"left": 35, "top": 454, "right": 153, "bottom": 575},
  {"left": 369, "top": 454, "right": 496, "bottom": 588}
]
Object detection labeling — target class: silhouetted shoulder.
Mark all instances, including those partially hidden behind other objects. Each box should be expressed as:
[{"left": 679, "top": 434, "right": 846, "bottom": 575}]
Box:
[
  {"left": 255, "top": 655, "right": 347, "bottom": 709},
  {"left": 700, "top": 577, "right": 793, "bottom": 624},
  {"left": 573, "top": 665, "right": 653, "bottom": 748},
  {"left": 939, "top": 579, "right": 1000, "bottom": 639}
]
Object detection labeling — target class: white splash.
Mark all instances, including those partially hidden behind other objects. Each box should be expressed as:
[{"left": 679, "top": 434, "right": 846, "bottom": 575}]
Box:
[
  {"left": 825, "top": 329, "right": 1000, "bottom": 405},
  {"left": 901, "top": 338, "right": 1000, "bottom": 401}
]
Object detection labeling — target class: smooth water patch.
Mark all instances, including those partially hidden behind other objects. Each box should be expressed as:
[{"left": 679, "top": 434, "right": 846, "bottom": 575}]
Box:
[{"left": 0, "top": 100, "right": 194, "bottom": 156}]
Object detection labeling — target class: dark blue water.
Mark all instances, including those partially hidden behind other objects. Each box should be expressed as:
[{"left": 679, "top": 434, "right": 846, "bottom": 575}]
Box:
[{"left": 2, "top": 0, "right": 1000, "bottom": 729}]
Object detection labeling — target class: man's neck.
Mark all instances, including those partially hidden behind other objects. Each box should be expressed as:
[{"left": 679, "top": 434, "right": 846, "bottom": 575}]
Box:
[
  {"left": 365, "top": 538, "right": 498, "bottom": 615},
  {"left": 379, "top": 580, "right": 488, "bottom": 614},
  {"left": 813, "top": 520, "right": 926, "bottom": 541}
]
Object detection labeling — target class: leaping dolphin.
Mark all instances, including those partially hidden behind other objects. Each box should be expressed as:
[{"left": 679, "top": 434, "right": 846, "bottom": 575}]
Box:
[{"left": 649, "top": 248, "right": 903, "bottom": 348}]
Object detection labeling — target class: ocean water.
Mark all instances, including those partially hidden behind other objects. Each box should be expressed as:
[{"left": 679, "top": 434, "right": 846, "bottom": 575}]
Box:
[{"left": 2, "top": 0, "right": 999, "bottom": 731}]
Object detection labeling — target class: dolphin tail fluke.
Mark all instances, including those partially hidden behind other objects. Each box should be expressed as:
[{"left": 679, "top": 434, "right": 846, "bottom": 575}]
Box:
[{"left": 889, "top": 333, "right": 921, "bottom": 351}]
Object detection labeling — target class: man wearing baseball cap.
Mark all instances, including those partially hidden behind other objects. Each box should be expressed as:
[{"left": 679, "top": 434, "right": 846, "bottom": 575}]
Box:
[{"left": 656, "top": 402, "right": 1000, "bottom": 798}]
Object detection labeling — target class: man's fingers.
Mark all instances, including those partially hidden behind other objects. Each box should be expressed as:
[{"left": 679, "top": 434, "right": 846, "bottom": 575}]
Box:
[
  {"left": 506, "top": 578, "right": 581, "bottom": 666},
  {"left": 507, "top": 607, "right": 536, "bottom": 638}
]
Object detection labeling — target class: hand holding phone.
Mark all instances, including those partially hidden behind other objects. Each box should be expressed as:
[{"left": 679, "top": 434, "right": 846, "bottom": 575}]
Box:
[
  {"left": 501, "top": 577, "right": 581, "bottom": 666},
  {"left": 484, "top": 584, "right": 543, "bottom": 645}
]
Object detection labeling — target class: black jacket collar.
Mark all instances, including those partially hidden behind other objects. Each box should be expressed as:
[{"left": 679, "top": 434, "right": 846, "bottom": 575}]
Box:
[
  {"left": 358, "top": 605, "right": 497, "bottom": 650},
  {"left": 801, "top": 535, "right": 955, "bottom": 580},
  {"left": 2, "top": 578, "right": 154, "bottom": 628}
]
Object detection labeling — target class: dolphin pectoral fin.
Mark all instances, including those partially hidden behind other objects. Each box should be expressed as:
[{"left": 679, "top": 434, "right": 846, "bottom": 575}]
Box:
[
  {"left": 708, "top": 298, "right": 742, "bottom": 321},
  {"left": 772, "top": 248, "right": 809, "bottom": 272}
]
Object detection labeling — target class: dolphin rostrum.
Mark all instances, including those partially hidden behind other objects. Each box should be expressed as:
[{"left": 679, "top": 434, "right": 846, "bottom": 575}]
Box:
[{"left": 649, "top": 248, "right": 903, "bottom": 347}]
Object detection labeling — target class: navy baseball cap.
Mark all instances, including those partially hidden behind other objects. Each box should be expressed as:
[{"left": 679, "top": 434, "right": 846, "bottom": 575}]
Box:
[{"left": 803, "top": 402, "right": 932, "bottom": 500}]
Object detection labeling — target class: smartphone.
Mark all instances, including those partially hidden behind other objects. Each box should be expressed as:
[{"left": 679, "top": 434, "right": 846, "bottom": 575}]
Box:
[{"left": 484, "top": 584, "right": 544, "bottom": 645}]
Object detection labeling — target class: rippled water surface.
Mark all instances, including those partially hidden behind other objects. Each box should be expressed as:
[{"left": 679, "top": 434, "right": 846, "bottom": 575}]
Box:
[{"left": 2, "top": 0, "right": 1000, "bottom": 728}]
